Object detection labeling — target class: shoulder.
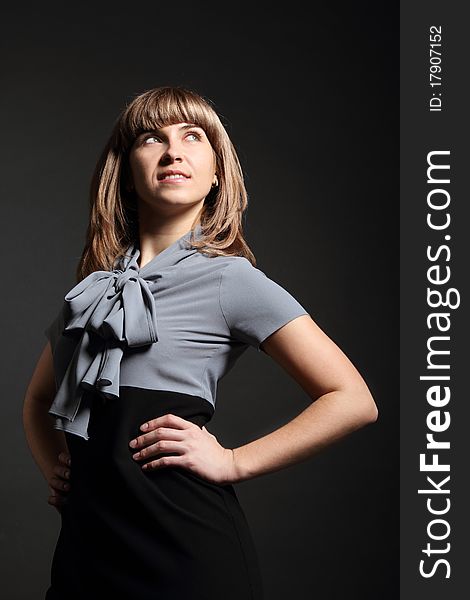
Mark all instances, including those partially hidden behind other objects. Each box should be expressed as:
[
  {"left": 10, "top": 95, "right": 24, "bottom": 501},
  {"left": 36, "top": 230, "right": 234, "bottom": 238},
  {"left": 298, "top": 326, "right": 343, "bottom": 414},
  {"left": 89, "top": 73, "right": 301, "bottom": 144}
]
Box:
[
  {"left": 216, "top": 255, "right": 309, "bottom": 350},
  {"left": 196, "top": 253, "right": 305, "bottom": 308},
  {"left": 218, "top": 255, "right": 265, "bottom": 280},
  {"left": 193, "top": 252, "right": 258, "bottom": 280},
  {"left": 218, "top": 255, "right": 307, "bottom": 314},
  {"left": 218, "top": 255, "right": 285, "bottom": 292}
]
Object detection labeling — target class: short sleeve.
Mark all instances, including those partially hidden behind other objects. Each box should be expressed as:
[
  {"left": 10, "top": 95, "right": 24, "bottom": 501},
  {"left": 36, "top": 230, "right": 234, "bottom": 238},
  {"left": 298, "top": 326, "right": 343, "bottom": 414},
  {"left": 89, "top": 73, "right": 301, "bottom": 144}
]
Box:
[{"left": 219, "top": 258, "right": 310, "bottom": 352}]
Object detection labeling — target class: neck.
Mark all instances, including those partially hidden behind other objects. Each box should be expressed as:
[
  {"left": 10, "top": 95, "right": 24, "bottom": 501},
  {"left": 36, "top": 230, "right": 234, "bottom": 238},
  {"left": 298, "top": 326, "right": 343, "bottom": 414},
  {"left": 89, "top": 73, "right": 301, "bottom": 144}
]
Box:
[{"left": 136, "top": 206, "right": 202, "bottom": 269}]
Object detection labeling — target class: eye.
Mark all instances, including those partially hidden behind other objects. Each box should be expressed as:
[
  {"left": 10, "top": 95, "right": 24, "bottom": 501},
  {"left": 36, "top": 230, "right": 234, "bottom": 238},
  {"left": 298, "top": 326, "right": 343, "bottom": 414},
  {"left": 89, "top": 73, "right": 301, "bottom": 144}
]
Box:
[
  {"left": 144, "top": 135, "right": 161, "bottom": 144},
  {"left": 185, "top": 131, "right": 202, "bottom": 141}
]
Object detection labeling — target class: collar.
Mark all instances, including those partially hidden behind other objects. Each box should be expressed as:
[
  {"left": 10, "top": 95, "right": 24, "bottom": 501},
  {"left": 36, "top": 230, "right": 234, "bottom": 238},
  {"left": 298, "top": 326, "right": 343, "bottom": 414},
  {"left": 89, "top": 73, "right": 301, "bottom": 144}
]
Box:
[{"left": 117, "top": 222, "right": 204, "bottom": 274}]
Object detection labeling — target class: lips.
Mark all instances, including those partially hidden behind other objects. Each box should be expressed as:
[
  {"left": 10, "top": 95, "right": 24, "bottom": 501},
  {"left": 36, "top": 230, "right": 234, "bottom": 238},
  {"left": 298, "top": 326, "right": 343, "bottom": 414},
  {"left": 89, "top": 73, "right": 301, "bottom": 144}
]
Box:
[{"left": 157, "top": 169, "right": 190, "bottom": 181}]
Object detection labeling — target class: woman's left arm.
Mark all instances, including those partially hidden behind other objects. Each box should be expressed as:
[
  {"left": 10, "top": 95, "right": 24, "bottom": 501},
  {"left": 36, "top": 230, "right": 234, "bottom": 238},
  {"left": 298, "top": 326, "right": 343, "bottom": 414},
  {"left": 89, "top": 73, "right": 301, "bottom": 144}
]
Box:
[{"left": 229, "top": 314, "right": 378, "bottom": 483}]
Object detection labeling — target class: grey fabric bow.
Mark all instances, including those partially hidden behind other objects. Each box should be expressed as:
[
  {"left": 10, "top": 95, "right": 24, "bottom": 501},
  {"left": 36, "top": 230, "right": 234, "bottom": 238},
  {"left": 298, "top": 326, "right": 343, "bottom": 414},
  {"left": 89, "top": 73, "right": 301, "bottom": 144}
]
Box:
[
  {"left": 47, "top": 225, "right": 202, "bottom": 440},
  {"left": 47, "top": 244, "right": 159, "bottom": 440}
]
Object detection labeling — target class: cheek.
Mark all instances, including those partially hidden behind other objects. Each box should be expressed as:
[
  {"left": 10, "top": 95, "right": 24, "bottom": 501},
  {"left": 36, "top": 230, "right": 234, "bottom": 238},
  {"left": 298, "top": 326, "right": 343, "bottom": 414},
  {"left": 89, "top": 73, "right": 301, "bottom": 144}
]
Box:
[
  {"left": 129, "top": 155, "right": 153, "bottom": 183},
  {"left": 194, "top": 152, "right": 216, "bottom": 182},
  {"left": 128, "top": 155, "right": 139, "bottom": 179}
]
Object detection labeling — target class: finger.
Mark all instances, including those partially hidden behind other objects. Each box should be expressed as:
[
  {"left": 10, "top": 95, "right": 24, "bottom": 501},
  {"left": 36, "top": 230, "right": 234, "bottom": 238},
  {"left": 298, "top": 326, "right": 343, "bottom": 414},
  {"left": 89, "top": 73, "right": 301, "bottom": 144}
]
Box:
[
  {"left": 58, "top": 452, "right": 71, "bottom": 467},
  {"left": 49, "top": 476, "right": 71, "bottom": 493},
  {"left": 48, "top": 495, "right": 67, "bottom": 513},
  {"left": 129, "top": 427, "right": 185, "bottom": 451},
  {"left": 139, "top": 413, "right": 195, "bottom": 433},
  {"left": 142, "top": 454, "right": 183, "bottom": 471},
  {"left": 48, "top": 493, "right": 66, "bottom": 506},
  {"left": 132, "top": 439, "right": 184, "bottom": 461},
  {"left": 48, "top": 488, "right": 67, "bottom": 503},
  {"left": 53, "top": 464, "right": 71, "bottom": 481}
]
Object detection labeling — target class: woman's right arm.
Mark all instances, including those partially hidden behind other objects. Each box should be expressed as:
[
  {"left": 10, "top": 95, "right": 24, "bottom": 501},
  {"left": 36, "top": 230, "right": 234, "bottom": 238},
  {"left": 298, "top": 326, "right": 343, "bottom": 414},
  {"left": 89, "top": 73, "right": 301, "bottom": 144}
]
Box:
[{"left": 23, "top": 342, "right": 71, "bottom": 510}]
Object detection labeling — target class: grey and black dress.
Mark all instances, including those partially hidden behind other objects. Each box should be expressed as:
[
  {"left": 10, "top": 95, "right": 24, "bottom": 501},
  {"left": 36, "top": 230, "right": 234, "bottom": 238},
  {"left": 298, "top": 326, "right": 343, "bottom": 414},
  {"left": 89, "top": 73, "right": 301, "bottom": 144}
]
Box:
[{"left": 43, "top": 223, "right": 309, "bottom": 600}]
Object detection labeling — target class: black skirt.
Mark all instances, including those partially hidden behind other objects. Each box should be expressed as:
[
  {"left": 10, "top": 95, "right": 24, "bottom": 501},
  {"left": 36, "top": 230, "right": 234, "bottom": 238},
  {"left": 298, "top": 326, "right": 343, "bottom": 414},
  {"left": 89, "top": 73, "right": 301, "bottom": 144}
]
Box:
[{"left": 44, "top": 387, "right": 264, "bottom": 599}]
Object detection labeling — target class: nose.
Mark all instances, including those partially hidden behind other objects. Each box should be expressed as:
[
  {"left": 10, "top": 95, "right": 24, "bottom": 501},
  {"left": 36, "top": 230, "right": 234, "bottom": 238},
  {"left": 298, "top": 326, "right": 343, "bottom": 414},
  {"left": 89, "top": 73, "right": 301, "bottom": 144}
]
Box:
[{"left": 160, "top": 138, "right": 183, "bottom": 165}]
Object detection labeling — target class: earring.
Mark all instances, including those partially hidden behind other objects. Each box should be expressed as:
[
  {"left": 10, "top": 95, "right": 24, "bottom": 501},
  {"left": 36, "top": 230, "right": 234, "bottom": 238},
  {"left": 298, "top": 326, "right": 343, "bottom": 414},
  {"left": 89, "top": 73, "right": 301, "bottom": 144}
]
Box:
[{"left": 211, "top": 175, "right": 219, "bottom": 188}]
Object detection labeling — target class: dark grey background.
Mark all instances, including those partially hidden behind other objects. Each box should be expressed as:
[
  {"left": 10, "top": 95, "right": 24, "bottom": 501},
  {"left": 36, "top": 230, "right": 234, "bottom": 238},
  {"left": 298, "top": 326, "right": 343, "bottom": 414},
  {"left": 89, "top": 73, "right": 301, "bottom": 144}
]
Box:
[{"left": 2, "top": 2, "right": 398, "bottom": 598}]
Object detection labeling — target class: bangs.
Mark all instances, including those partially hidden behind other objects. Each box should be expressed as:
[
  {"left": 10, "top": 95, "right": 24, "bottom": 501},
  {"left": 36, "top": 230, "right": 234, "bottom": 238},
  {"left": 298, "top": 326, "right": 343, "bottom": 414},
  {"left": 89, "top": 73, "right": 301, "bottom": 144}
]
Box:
[{"left": 118, "top": 87, "right": 221, "bottom": 151}]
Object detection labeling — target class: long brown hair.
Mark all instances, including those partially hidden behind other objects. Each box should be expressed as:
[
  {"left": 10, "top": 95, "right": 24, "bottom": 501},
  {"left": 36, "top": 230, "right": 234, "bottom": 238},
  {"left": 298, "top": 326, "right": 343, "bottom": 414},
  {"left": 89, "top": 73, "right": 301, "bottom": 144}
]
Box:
[{"left": 76, "top": 86, "right": 257, "bottom": 281}]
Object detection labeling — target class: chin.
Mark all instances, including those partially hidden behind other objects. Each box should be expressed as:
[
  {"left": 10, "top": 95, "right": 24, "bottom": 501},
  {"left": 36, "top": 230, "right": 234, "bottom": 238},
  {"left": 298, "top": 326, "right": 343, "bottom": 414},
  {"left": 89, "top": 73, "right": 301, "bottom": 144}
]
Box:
[{"left": 147, "top": 195, "right": 202, "bottom": 210}]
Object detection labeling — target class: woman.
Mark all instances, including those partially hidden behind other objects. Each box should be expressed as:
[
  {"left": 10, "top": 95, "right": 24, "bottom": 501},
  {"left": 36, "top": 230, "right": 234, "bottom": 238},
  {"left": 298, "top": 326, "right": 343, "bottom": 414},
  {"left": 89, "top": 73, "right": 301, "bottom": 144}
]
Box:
[{"left": 23, "top": 86, "right": 378, "bottom": 599}]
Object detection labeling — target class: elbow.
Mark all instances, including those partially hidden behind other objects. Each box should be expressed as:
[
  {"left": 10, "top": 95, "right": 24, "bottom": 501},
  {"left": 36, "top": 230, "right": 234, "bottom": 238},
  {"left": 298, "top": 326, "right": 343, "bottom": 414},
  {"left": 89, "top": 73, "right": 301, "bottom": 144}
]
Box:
[
  {"left": 361, "top": 392, "right": 379, "bottom": 425},
  {"left": 344, "top": 386, "right": 378, "bottom": 427},
  {"left": 366, "top": 403, "right": 379, "bottom": 424},
  {"left": 335, "top": 383, "right": 379, "bottom": 427}
]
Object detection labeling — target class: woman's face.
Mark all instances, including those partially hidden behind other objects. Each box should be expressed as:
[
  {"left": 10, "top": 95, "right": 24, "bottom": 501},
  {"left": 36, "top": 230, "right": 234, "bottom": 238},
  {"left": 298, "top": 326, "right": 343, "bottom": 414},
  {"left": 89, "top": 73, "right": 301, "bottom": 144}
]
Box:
[{"left": 128, "top": 122, "right": 217, "bottom": 212}]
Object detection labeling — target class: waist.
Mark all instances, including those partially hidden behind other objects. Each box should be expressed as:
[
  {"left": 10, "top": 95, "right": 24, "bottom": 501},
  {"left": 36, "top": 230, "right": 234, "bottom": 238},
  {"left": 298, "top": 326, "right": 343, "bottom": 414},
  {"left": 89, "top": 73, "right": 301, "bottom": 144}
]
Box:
[{"left": 65, "top": 386, "right": 215, "bottom": 461}]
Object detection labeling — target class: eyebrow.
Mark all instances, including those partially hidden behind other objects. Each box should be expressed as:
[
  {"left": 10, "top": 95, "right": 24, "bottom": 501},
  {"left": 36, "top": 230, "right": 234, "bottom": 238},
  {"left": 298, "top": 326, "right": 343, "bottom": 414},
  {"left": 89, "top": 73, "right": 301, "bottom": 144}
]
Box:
[
  {"left": 134, "top": 124, "right": 205, "bottom": 145},
  {"left": 178, "top": 123, "right": 202, "bottom": 130},
  {"left": 140, "top": 123, "right": 204, "bottom": 136}
]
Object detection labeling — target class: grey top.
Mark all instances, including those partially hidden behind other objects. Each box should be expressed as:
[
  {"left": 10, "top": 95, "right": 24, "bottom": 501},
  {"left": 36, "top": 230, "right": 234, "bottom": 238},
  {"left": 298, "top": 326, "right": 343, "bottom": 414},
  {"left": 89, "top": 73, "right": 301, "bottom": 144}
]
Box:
[{"left": 45, "top": 224, "right": 310, "bottom": 440}]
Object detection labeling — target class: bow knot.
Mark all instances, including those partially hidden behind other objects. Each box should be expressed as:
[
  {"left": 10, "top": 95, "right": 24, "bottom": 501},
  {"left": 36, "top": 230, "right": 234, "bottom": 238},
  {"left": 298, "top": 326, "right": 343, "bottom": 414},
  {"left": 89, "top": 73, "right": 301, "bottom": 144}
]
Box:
[
  {"left": 114, "top": 266, "right": 138, "bottom": 292},
  {"left": 48, "top": 249, "right": 158, "bottom": 440}
]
